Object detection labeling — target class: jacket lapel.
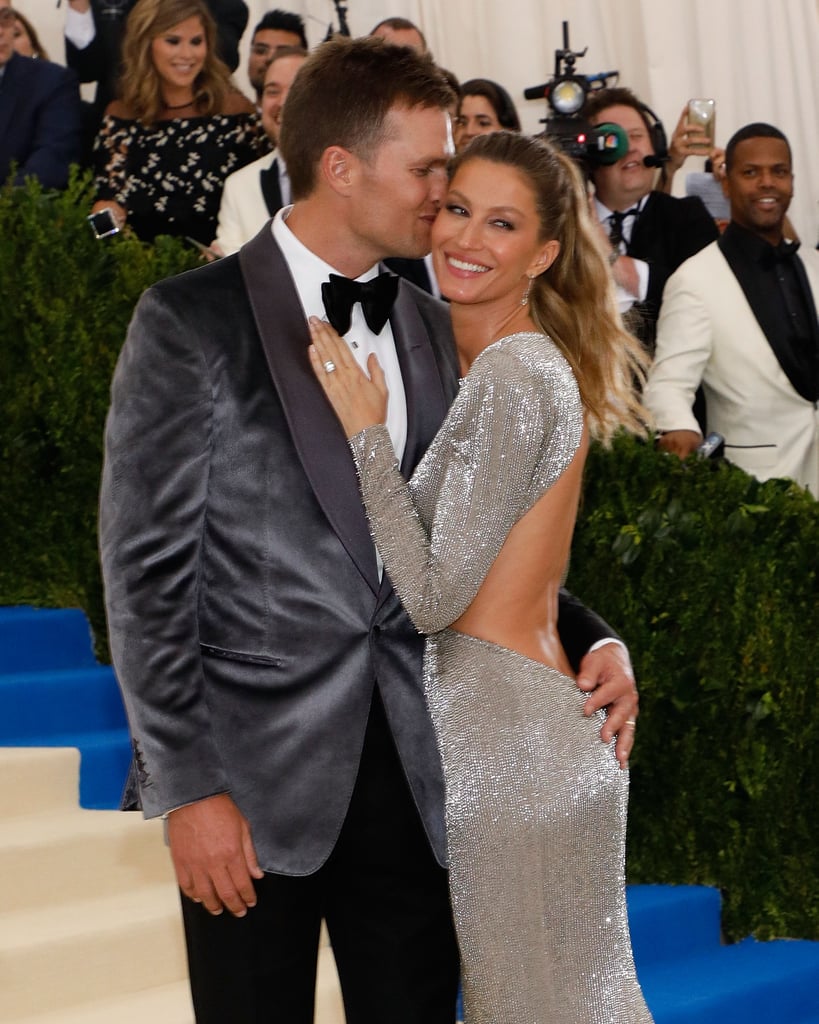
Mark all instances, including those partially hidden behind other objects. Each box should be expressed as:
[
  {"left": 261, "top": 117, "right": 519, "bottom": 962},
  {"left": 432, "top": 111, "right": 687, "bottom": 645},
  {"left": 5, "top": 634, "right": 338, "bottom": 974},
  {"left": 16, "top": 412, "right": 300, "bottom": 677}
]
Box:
[
  {"left": 239, "top": 226, "right": 381, "bottom": 594},
  {"left": 259, "top": 157, "right": 283, "bottom": 217},
  {"left": 390, "top": 281, "right": 453, "bottom": 478},
  {"left": 719, "top": 224, "right": 819, "bottom": 402}
]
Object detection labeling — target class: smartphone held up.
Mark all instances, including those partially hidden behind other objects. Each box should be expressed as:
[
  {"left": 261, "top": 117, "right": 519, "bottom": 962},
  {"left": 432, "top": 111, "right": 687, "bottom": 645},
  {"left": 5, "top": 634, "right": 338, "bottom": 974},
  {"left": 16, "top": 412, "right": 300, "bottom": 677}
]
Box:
[{"left": 687, "top": 99, "right": 716, "bottom": 151}]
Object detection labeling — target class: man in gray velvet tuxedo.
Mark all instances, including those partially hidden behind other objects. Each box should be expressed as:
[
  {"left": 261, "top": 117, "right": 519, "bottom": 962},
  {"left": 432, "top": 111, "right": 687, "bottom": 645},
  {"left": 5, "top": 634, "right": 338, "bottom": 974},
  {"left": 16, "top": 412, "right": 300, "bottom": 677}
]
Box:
[{"left": 100, "top": 37, "right": 640, "bottom": 1024}]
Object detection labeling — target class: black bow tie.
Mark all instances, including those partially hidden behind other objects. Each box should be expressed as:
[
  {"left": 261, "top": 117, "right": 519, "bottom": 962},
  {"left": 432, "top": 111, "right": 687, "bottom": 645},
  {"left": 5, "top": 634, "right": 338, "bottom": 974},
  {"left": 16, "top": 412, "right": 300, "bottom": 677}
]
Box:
[
  {"left": 608, "top": 207, "right": 641, "bottom": 247},
  {"left": 760, "top": 239, "right": 801, "bottom": 270},
  {"left": 321, "top": 272, "right": 399, "bottom": 336}
]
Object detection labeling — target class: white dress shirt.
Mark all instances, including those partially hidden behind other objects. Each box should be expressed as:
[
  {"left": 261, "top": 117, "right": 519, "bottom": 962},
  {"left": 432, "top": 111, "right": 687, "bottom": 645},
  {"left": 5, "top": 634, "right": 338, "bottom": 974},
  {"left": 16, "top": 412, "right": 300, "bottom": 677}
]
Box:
[
  {"left": 272, "top": 207, "right": 407, "bottom": 464},
  {"left": 595, "top": 194, "right": 650, "bottom": 314}
]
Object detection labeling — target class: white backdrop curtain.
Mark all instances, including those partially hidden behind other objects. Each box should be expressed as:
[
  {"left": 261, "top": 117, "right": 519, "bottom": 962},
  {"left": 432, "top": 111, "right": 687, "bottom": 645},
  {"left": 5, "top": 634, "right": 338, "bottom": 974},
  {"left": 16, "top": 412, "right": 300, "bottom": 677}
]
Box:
[{"left": 28, "top": 0, "right": 819, "bottom": 240}]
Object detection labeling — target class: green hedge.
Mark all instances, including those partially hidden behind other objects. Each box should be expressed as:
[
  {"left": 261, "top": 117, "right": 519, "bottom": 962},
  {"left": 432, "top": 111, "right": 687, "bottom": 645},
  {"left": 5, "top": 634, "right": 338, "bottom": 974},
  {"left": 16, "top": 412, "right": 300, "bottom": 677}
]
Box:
[
  {"left": 0, "top": 172, "right": 198, "bottom": 650},
  {"left": 1, "top": 177, "right": 817, "bottom": 943},
  {"left": 569, "top": 436, "right": 818, "bottom": 942}
]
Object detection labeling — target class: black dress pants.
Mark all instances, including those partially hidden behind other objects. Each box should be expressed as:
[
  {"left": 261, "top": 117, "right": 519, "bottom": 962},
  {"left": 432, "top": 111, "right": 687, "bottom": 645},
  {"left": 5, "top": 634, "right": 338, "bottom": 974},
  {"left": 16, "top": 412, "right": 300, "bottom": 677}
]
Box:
[{"left": 180, "top": 690, "right": 460, "bottom": 1023}]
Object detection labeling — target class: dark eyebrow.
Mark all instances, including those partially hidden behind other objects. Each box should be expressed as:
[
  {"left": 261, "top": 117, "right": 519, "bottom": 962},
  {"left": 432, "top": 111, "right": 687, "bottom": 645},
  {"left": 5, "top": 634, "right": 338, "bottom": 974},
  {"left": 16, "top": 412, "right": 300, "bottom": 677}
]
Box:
[{"left": 447, "top": 189, "right": 524, "bottom": 218}]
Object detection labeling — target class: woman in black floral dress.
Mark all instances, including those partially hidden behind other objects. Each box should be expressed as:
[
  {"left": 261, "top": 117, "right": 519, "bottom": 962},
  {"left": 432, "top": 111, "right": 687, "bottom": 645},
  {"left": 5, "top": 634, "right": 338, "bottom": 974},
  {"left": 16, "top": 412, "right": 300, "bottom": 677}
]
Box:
[{"left": 91, "top": 0, "right": 267, "bottom": 244}]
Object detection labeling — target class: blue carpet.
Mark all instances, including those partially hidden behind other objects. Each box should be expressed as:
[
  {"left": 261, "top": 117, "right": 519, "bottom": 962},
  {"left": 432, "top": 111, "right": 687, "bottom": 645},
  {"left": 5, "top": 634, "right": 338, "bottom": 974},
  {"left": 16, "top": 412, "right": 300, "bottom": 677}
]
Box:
[
  {"left": 2, "top": 605, "right": 818, "bottom": 1022},
  {"left": 0, "top": 606, "right": 131, "bottom": 807}
]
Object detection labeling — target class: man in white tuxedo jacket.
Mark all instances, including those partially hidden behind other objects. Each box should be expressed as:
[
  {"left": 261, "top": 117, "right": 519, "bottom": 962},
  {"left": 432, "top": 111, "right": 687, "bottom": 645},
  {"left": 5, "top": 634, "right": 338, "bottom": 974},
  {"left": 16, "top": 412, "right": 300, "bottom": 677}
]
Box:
[
  {"left": 212, "top": 46, "right": 306, "bottom": 256},
  {"left": 645, "top": 123, "right": 819, "bottom": 495}
]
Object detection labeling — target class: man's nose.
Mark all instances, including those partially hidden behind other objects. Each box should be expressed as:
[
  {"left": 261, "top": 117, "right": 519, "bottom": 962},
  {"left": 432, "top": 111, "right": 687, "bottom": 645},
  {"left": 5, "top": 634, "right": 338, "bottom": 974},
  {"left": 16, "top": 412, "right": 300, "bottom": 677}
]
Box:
[{"left": 428, "top": 167, "right": 448, "bottom": 207}]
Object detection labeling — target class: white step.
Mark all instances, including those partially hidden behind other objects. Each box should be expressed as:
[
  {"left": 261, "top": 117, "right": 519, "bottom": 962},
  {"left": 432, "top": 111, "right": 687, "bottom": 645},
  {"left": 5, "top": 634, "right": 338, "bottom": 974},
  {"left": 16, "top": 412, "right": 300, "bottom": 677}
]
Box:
[
  {"left": 3, "top": 981, "right": 195, "bottom": 1024},
  {"left": 0, "top": 748, "right": 80, "bottom": 818},
  {"left": 3, "top": 944, "right": 346, "bottom": 1024},
  {"left": 0, "top": 808, "right": 173, "bottom": 912},
  {"left": 0, "top": 884, "right": 187, "bottom": 1019}
]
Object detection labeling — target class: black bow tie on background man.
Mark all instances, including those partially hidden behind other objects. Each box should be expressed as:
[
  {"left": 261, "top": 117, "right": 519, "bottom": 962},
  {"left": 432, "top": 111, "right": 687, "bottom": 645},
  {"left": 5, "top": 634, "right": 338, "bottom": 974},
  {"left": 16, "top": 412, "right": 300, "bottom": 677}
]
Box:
[
  {"left": 608, "top": 207, "right": 642, "bottom": 248},
  {"left": 321, "top": 272, "right": 399, "bottom": 336}
]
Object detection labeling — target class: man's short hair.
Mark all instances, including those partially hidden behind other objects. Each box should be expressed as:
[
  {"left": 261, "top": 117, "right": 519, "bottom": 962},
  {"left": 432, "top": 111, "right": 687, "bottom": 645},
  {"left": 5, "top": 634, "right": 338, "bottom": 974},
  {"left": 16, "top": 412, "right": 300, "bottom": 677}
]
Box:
[
  {"left": 725, "top": 122, "right": 791, "bottom": 172},
  {"left": 582, "top": 86, "right": 653, "bottom": 136},
  {"left": 253, "top": 9, "right": 308, "bottom": 49},
  {"left": 369, "top": 16, "right": 427, "bottom": 51},
  {"left": 279, "top": 36, "right": 455, "bottom": 201}
]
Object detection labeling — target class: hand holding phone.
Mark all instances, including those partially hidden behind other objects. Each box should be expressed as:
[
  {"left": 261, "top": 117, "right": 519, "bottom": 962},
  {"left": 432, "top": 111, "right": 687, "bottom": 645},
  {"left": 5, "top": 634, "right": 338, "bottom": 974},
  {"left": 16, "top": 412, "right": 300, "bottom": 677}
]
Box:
[{"left": 87, "top": 207, "right": 120, "bottom": 240}]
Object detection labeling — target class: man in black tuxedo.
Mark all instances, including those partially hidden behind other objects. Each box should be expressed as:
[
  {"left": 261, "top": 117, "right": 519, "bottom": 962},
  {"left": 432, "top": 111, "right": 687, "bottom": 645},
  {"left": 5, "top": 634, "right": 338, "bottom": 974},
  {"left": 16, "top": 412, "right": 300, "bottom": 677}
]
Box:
[
  {"left": 584, "top": 86, "right": 719, "bottom": 353},
  {"left": 64, "top": 0, "right": 248, "bottom": 158},
  {"left": 0, "top": 10, "right": 82, "bottom": 189},
  {"left": 101, "top": 37, "right": 640, "bottom": 1024}
]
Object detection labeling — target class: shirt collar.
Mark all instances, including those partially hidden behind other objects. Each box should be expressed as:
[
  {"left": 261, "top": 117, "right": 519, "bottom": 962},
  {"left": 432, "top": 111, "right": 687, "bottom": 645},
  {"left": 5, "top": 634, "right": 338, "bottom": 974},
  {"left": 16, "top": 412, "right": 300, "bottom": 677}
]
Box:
[
  {"left": 271, "top": 206, "right": 380, "bottom": 321},
  {"left": 722, "top": 220, "right": 800, "bottom": 267},
  {"left": 594, "top": 191, "right": 649, "bottom": 224}
]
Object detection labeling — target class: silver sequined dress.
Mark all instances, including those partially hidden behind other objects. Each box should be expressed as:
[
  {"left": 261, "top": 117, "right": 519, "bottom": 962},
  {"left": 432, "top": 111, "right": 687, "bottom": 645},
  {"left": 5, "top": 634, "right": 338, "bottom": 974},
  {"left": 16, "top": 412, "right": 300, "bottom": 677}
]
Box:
[{"left": 349, "top": 332, "right": 653, "bottom": 1023}]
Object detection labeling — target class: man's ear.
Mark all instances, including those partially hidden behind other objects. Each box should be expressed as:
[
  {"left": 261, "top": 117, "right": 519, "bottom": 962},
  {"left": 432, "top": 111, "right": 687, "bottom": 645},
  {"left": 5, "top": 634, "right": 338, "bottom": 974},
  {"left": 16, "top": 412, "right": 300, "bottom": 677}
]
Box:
[
  {"left": 321, "top": 146, "right": 356, "bottom": 196},
  {"left": 528, "top": 239, "right": 560, "bottom": 278}
]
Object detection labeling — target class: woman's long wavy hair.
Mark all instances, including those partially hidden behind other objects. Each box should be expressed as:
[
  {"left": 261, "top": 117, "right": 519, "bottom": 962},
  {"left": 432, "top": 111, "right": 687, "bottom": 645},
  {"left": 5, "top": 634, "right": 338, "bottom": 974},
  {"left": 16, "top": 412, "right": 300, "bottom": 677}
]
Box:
[
  {"left": 119, "top": 0, "right": 232, "bottom": 125},
  {"left": 449, "top": 131, "right": 649, "bottom": 443}
]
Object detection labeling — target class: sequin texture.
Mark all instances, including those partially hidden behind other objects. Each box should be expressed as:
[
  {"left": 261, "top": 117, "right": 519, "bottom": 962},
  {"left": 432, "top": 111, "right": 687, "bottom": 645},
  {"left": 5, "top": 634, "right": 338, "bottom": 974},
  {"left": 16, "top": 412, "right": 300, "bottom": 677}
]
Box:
[{"left": 349, "top": 332, "right": 653, "bottom": 1022}]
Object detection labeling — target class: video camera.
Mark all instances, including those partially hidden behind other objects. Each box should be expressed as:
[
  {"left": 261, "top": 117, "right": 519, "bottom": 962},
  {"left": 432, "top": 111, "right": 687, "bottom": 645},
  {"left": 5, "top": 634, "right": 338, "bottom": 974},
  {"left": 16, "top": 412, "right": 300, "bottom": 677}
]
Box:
[{"left": 524, "top": 22, "right": 626, "bottom": 167}]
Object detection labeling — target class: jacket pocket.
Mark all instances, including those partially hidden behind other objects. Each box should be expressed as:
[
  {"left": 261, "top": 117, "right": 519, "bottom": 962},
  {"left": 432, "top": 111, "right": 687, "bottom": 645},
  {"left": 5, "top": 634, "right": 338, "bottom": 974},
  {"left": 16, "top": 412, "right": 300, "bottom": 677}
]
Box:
[{"left": 200, "top": 644, "right": 285, "bottom": 667}]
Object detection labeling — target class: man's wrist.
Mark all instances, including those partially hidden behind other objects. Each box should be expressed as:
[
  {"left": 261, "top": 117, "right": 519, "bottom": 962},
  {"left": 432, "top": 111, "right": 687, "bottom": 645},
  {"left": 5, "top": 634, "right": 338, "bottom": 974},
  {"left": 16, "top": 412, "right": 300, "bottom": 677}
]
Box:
[{"left": 588, "top": 637, "right": 632, "bottom": 670}]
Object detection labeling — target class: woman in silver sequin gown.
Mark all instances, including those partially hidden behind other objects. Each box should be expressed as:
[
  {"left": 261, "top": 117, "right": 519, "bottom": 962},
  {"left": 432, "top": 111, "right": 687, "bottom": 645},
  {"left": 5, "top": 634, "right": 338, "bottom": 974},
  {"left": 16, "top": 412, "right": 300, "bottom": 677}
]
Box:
[{"left": 309, "top": 133, "right": 654, "bottom": 1023}]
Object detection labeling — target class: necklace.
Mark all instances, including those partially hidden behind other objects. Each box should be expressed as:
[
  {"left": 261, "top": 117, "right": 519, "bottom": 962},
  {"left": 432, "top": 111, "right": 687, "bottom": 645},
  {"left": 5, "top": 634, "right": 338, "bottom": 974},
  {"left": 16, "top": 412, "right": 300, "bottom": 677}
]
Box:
[{"left": 163, "top": 99, "right": 196, "bottom": 111}]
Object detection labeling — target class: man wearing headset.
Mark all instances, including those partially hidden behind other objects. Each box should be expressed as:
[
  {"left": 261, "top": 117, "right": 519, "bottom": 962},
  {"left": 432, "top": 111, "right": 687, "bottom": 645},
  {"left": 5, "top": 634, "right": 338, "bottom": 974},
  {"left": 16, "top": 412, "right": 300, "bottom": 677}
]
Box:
[{"left": 583, "top": 86, "right": 719, "bottom": 354}]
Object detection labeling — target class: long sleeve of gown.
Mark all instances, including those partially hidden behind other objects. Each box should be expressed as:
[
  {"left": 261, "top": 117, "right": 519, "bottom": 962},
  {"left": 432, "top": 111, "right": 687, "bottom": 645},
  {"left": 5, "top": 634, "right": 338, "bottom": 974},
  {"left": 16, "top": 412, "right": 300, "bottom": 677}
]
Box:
[{"left": 348, "top": 333, "right": 583, "bottom": 635}]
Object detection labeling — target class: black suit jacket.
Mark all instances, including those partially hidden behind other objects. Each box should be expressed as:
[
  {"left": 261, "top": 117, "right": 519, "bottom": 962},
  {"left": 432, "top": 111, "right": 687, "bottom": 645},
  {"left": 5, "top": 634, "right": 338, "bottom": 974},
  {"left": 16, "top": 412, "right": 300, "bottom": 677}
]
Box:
[
  {"left": 100, "top": 224, "right": 614, "bottom": 874},
  {"left": 0, "top": 54, "right": 82, "bottom": 189},
  {"left": 627, "top": 190, "right": 719, "bottom": 351},
  {"left": 384, "top": 257, "right": 435, "bottom": 295}
]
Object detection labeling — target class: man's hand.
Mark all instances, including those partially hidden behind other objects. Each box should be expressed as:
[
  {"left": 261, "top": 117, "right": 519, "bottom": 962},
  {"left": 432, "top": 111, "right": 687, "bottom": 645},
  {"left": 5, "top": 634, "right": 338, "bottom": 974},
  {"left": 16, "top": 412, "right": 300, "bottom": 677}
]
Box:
[
  {"left": 576, "top": 641, "right": 639, "bottom": 769},
  {"left": 657, "top": 429, "right": 702, "bottom": 458},
  {"left": 167, "top": 793, "right": 264, "bottom": 917}
]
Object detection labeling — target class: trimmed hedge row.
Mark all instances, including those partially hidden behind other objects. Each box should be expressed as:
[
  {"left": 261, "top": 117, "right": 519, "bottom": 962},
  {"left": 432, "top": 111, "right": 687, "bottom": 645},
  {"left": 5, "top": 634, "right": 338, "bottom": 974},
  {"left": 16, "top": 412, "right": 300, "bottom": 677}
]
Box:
[
  {"left": 569, "top": 436, "right": 818, "bottom": 942},
  {"left": 0, "top": 173, "right": 198, "bottom": 649},
  {"left": 2, "top": 177, "right": 816, "bottom": 942}
]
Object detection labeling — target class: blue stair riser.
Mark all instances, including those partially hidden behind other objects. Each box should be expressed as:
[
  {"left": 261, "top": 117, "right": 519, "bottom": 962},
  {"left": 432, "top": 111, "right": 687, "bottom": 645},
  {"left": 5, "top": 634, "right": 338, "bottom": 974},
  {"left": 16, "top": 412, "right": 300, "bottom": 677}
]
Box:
[
  {"left": 0, "top": 606, "right": 98, "bottom": 672},
  {"left": 77, "top": 738, "right": 132, "bottom": 809},
  {"left": 641, "top": 938, "right": 819, "bottom": 1024},
  {"left": 0, "top": 666, "right": 126, "bottom": 736},
  {"left": 627, "top": 884, "right": 722, "bottom": 967}
]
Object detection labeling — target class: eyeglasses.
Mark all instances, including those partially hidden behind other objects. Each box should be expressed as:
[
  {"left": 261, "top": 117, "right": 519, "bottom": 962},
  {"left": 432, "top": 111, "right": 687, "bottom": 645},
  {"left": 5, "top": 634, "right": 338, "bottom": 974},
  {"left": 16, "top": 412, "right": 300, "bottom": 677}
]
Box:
[
  {"left": 250, "top": 43, "right": 275, "bottom": 58},
  {"left": 0, "top": 9, "right": 16, "bottom": 24}
]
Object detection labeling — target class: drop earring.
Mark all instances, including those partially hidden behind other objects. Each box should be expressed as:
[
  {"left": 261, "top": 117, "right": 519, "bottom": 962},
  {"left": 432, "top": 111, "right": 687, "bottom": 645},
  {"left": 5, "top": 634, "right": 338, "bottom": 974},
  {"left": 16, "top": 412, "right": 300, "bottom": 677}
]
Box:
[{"left": 520, "top": 275, "right": 534, "bottom": 307}]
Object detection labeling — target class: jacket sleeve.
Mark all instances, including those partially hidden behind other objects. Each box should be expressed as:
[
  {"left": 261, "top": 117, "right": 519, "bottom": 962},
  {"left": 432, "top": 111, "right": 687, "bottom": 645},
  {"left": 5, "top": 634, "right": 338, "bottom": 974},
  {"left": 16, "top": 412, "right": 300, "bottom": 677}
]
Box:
[
  {"left": 644, "top": 196, "right": 719, "bottom": 315},
  {"left": 209, "top": 0, "right": 249, "bottom": 71},
  {"left": 99, "top": 284, "right": 230, "bottom": 817},
  {"left": 14, "top": 66, "right": 82, "bottom": 190},
  {"left": 644, "top": 260, "right": 714, "bottom": 433},
  {"left": 212, "top": 170, "right": 246, "bottom": 255}
]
